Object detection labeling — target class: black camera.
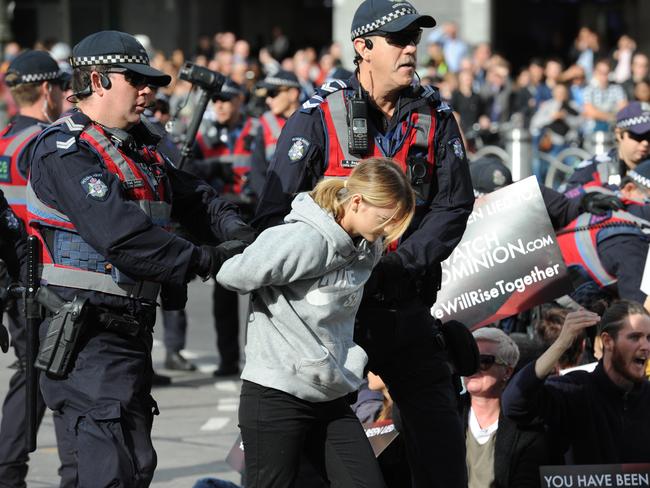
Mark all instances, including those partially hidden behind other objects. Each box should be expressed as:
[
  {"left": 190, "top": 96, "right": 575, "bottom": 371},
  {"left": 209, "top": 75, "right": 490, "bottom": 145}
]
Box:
[{"left": 178, "top": 62, "right": 225, "bottom": 93}]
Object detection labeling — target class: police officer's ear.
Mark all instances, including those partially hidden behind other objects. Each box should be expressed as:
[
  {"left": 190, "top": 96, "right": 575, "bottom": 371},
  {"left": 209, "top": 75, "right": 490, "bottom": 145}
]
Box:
[
  {"left": 89, "top": 71, "right": 111, "bottom": 95},
  {"left": 353, "top": 38, "right": 371, "bottom": 62},
  {"left": 614, "top": 128, "right": 625, "bottom": 143}
]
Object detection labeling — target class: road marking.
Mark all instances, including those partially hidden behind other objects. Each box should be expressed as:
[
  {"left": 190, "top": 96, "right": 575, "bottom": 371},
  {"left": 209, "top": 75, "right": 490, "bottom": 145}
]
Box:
[
  {"left": 215, "top": 381, "right": 239, "bottom": 392},
  {"left": 217, "top": 404, "right": 238, "bottom": 412},
  {"left": 200, "top": 417, "right": 230, "bottom": 431}
]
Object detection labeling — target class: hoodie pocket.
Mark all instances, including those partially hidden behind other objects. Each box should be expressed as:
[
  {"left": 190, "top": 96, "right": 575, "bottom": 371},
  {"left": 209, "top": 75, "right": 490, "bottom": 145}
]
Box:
[{"left": 296, "top": 342, "right": 367, "bottom": 394}]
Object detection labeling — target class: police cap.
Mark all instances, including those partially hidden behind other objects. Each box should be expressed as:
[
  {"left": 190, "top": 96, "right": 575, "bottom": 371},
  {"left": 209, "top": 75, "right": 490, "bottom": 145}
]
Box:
[
  {"left": 351, "top": 0, "right": 436, "bottom": 40},
  {"left": 616, "top": 101, "right": 650, "bottom": 135},
  {"left": 258, "top": 70, "right": 301, "bottom": 91},
  {"left": 470, "top": 157, "right": 513, "bottom": 196},
  {"left": 627, "top": 158, "right": 650, "bottom": 191},
  {"left": 212, "top": 78, "right": 244, "bottom": 102},
  {"left": 5, "top": 50, "right": 69, "bottom": 87},
  {"left": 70, "top": 30, "right": 171, "bottom": 87}
]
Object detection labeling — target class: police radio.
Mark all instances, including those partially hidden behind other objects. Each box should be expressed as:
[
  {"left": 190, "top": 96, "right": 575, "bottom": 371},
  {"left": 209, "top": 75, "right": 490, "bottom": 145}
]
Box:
[{"left": 347, "top": 87, "right": 369, "bottom": 157}]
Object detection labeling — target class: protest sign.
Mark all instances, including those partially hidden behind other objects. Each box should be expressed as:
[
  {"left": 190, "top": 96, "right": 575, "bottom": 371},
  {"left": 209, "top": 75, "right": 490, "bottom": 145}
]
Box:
[
  {"left": 540, "top": 464, "right": 650, "bottom": 488},
  {"left": 432, "top": 176, "right": 572, "bottom": 328}
]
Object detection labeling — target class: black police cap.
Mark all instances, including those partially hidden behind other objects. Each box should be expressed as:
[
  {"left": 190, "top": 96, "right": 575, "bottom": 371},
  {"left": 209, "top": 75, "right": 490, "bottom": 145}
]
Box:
[
  {"left": 258, "top": 70, "right": 301, "bottom": 90},
  {"left": 70, "top": 30, "right": 171, "bottom": 87},
  {"left": 627, "top": 158, "right": 650, "bottom": 191},
  {"left": 212, "top": 78, "right": 245, "bottom": 102},
  {"left": 351, "top": 0, "right": 436, "bottom": 40},
  {"left": 5, "top": 50, "right": 69, "bottom": 87},
  {"left": 470, "top": 157, "right": 513, "bottom": 196}
]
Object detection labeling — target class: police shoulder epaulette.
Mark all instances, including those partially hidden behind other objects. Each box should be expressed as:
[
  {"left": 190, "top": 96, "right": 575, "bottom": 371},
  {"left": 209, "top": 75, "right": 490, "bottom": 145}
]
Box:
[
  {"left": 300, "top": 79, "right": 350, "bottom": 113},
  {"left": 49, "top": 114, "right": 87, "bottom": 156}
]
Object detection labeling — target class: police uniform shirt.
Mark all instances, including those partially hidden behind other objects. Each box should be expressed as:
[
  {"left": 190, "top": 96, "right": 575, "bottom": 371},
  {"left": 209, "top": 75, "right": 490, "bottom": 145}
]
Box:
[
  {"left": 566, "top": 148, "right": 625, "bottom": 190},
  {"left": 4, "top": 114, "right": 46, "bottom": 179},
  {"left": 29, "top": 111, "right": 243, "bottom": 307},
  {"left": 253, "top": 76, "right": 475, "bottom": 277}
]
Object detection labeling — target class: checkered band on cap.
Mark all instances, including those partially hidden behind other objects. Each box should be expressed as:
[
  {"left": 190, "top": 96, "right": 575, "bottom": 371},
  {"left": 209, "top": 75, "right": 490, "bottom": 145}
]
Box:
[
  {"left": 69, "top": 54, "right": 149, "bottom": 68},
  {"left": 351, "top": 6, "right": 416, "bottom": 39},
  {"left": 16, "top": 71, "right": 61, "bottom": 84},
  {"left": 617, "top": 114, "right": 650, "bottom": 129},
  {"left": 628, "top": 169, "right": 650, "bottom": 189},
  {"left": 263, "top": 76, "right": 300, "bottom": 88}
]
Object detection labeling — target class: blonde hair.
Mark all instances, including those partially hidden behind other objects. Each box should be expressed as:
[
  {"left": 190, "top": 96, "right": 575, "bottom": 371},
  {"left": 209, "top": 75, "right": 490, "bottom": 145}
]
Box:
[{"left": 310, "top": 157, "right": 415, "bottom": 247}]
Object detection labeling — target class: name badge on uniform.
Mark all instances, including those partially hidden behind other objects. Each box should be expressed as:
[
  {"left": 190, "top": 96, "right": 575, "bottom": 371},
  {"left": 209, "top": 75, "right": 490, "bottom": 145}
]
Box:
[
  {"left": 341, "top": 160, "right": 358, "bottom": 169},
  {"left": 0, "top": 157, "right": 11, "bottom": 183},
  {"left": 608, "top": 174, "right": 621, "bottom": 186}
]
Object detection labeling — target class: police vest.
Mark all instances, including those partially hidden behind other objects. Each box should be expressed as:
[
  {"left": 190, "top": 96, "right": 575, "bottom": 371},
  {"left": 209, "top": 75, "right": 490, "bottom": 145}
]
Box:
[
  {"left": 0, "top": 123, "right": 44, "bottom": 225},
  {"left": 27, "top": 114, "right": 171, "bottom": 301},
  {"left": 196, "top": 118, "right": 256, "bottom": 194},
  {"left": 258, "top": 111, "right": 285, "bottom": 161},
  {"left": 312, "top": 83, "right": 438, "bottom": 209},
  {"left": 556, "top": 209, "right": 650, "bottom": 287}
]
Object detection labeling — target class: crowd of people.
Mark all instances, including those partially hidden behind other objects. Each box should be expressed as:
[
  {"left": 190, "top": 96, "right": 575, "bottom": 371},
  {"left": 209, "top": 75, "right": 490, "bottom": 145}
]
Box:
[{"left": 0, "top": 0, "right": 648, "bottom": 487}]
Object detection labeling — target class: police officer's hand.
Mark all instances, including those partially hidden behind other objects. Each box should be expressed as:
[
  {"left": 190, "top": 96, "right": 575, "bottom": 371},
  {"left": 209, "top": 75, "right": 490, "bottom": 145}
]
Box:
[
  {"left": 201, "top": 240, "right": 248, "bottom": 278},
  {"left": 363, "top": 252, "right": 409, "bottom": 304},
  {"left": 580, "top": 192, "right": 624, "bottom": 216},
  {"left": 228, "top": 224, "right": 257, "bottom": 245}
]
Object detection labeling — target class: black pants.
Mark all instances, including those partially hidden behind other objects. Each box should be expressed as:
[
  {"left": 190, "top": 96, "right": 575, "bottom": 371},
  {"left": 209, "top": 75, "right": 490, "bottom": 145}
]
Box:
[
  {"left": 0, "top": 303, "right": 48, "bottom": 488},
  {"left": 213, "top": 282, "right": 239, "bottom": 368},
  {"left": 39, "top": 318, "right": 158, "bottom": 488},
  {"left": 355, "top": 301, "right": 467, "bottom": 488},
  {"left": 239, "top": 381, "right": 386, "bottom": 488},
  {"left": 162, "top": 309, "right": 187, "bottom": 353}
]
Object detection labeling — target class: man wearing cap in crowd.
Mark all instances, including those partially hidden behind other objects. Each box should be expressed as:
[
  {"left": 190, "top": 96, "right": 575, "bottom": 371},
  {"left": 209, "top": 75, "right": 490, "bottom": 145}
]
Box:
[
  {"left": 0, "top": 49, "right": 69, "bottom": 486},
  {"left": 191, "top": 77, "right": 256, "bottom": 378},
  {"left": 567, "top": 101, "right": 650, "bottom": 190},
  {"left": 253, "top": 1, "right": 474, "bottom": 486},
  {"left": 27, "top": 30, "right": 255, "bottom": 486},
  {"left": 247, "top": 69, "right": 302, "bottom": 199}
]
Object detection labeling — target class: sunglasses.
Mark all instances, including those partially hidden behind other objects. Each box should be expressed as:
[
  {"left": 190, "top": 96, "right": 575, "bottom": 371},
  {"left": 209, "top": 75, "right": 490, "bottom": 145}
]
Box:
[
  {"left": 478, "top": 354, "right": 509, "bottom": 371},
  {"left": 626, "top": 131, "right": 650, "bottom": 143},
  {"left": 107, "top": 70, "right": 150, "bottom": 89},
  {"left": 266, "top": 88, "right": 289, "bottom": 98},
  {"left": 374, "top": 28, "right": 422, "bottom": 47}
]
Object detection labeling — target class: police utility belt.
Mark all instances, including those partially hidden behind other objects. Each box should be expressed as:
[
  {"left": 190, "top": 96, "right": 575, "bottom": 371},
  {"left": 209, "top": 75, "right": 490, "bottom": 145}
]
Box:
[{"left": 34, "top": 284, "right": 156, "bottom": 379}]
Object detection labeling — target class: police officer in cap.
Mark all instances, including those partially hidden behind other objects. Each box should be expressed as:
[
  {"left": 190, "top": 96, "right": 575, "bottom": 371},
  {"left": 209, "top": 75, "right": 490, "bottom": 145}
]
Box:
[
  {"left": 28, "top": 30, "right": 254, "bottom": 486},
  {"left": 253, "top": 1, "right": 474, "bottom": 486},
  {"left": 567, "top": 101, "right": 650, "bottom": 189},
  {"left": 247, "top": 69, "right": 302, "bottom": 199},
  {"left": 558, "top": 158, "right": 650, "bottom": 311},
  {"left": 0, "top": 49, "right": 70, "bottom": 486}
]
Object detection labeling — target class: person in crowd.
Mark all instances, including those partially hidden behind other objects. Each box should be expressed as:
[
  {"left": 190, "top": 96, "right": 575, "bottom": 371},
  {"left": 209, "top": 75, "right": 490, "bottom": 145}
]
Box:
[
  {"left": 567, "top": 101, "right": 650, "bottom": 189},
  {"left": 247, "top": 70, "right": 302, "bottom": 199},
  {"left": 27, "top": 30, "right": 255, "bottom": 486},
  {"left": 479, "top": 57, "right": 513, "bottom": 126},
  {"left": 465, "top": 327, "right": 549, "bottom": 488},
  {"left": 0, "top": 49, "right": 69, "bottom": 487},
  {"left": 218, "top": 158, "right": 415, "bottom": 488},
  {"left": 451, "top": 69, "right": 484, "bottom": 134},
  {"left": 582, "top": 58, "right": 627, "bottom": 134},
  {"left": 534, "top": 306, "right": 589, "bottom": 373},
  {"left": 570, "top": 27, "right": 600, "bottom": 81},
  {"left": 503, "top": 301, "right": 650, "bottom": 464},
  {"left": 612, "top": 34, "right": 637, "bottom": 85},
  {"left": 622, "top": 52, "right": 649, "bottom": 101},
  {"left": 253, "top": 1, "right": 475, "bottom": 485},
  {"left": 564, "top": 64, "right": 588, "bottom": 111},
  {"left": 426, "top": 21, "right": 468, "bottom": 74}
]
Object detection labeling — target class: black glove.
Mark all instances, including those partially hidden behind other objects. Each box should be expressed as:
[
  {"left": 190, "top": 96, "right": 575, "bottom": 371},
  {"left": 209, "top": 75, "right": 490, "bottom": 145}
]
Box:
[
  {"left": 228, "top": 224, "right": 257, "bottom": 245},
  {"left": 580, "top": 192, "right": 624, "bottom": 216},
  {"left": 202, "top": 240, "right": 248, "bottom": 278},
  {"left": 363, "top": 252, "right": 409, "bottom": 304}
]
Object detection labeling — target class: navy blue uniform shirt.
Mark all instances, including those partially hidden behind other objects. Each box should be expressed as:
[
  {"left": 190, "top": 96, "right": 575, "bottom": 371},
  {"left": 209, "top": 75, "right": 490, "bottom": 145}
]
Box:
[
  {"left": 253, "top": 77, "right": 475, "bottom": 278},
  {"left": 29, "top": 111, "right": 245, "bottom": 307}
]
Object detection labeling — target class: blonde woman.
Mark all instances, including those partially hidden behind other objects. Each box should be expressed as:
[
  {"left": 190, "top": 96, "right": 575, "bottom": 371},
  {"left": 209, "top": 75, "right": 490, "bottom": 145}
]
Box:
[{"left": 217, "top": 158, "right": 415, "bottom": 488}]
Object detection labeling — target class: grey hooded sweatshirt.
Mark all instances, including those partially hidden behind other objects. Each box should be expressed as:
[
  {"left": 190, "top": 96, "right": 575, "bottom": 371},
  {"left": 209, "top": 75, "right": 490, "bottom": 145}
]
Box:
[{"left": 217, "top": 192, "right": 381, "bottom": 402}]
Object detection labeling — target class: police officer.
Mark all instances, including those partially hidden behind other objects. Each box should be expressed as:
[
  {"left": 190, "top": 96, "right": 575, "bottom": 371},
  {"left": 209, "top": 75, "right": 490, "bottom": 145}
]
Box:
[
  {"left": 248, "top": 70, "right": 302, "bottom": 199},
  {"left": 0, "top": 50, "right": 70, "bottom": 487},
  {"left": 558, "top": 159, "right": 650, "bottom": 310},
  {"left": 254, "top": 2, "right": 472, "bottom": 486},
  {"left": 567, "top": 101, "right": 650, "bottom": 189},
  {"left": 27, "top": 31, "right": 254, "bottom": 487}
]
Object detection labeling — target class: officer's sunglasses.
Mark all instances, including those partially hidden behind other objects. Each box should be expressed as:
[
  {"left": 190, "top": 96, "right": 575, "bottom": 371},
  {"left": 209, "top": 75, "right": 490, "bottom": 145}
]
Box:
[
  {"left": 478, "top": 354, "right": 509, "bottom": 371},
  {"left": 373, "top": 28, "right": 422, "bottom": 47},
  {"left": 625, "top": 130, "right": 650, "bottom": 143},
  {"left": 266, "top": 87, "right": 289, "bottom": 98},
  {"left": 106, "top": 69, "right": 150, "bottom": 89}
]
